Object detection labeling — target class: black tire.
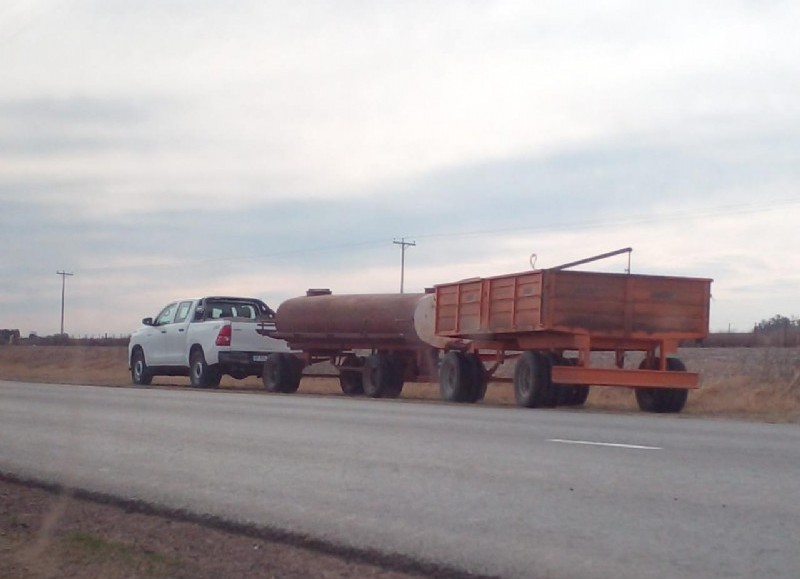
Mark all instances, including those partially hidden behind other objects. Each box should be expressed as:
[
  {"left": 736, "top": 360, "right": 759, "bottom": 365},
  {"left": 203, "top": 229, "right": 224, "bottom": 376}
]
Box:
[
  {"left": 382, "top": 356, "right": 405, "bottom": 399},
  {"left": 513, "top": 351, "right": 556, "bottom": 408},
  {"left": 557, "top": 385, "right": 591, "bottom": 406},
  {"left": 568, "top": 385, "right": 590, "bottom": 406},
  {"left": 465, "top": 353, "right": 487, "bottom": 403},
  {"left": 635, "top": 357, "right": 689, "bottom": 413},
  {"left": 285, "top": 355, "right": 303, "bottom": 393},
  {"left": 339, "top": 354, "right": 364, "bottom": 396},
  {"left": 190, "top": 348, "right": 221, "bottom": 388},
  {"left": 362, "top": 354, "right": 399, "bottom": 398},
  {"left": 130, "top": 348, "right": 153, "bottom": 386},
  {"left": 263, "top": 353, "right": 302, "bottom": 393},
  {"left": 339, "top": 372, "right": 363, "bottom": 395},
  {"left": 553, "top": 357, "right": 590, "bottom": 406},
  {"left": 439, "top": 351, "right": 474, "bottom": 402}
]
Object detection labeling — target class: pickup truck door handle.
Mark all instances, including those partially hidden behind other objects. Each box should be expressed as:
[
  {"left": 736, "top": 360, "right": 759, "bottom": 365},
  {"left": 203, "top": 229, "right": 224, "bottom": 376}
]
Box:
[
  {"left": 160, "top": 330, "right": 167, "bottom": 334},
  {"left": 178, "top": 329, "right": 185, "bottom": 332}
]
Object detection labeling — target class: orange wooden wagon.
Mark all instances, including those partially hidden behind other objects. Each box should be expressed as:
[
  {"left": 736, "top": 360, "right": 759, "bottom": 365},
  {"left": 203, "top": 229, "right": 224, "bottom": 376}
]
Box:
[{"left": 434, "top": 254, "right": 712, "bottom": 413}]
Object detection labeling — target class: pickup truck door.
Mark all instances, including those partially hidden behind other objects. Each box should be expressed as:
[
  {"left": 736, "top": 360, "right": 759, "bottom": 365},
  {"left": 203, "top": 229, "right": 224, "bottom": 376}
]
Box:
[
  {"left": 162, "top": 300, "right": 195, "bottom": 366},
  {"left": 147, "top": 302, "right": 178, "bottom": 366}
]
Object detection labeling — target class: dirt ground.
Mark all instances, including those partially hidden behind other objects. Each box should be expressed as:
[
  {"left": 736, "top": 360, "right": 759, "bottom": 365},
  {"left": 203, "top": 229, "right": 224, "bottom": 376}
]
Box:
[
  {"left": 1, "top": 345, "right": 799, "bottom": 578},
  {"left": 0, "top": 474, "right": 443, "bottom": 579}
]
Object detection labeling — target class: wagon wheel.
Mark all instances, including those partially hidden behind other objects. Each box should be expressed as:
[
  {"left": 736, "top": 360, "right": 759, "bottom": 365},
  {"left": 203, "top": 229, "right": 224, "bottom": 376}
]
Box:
[
  {"left": 553, "top": 356, "right": 590, "bottom": 406},
  {"left": 439, "top": 351, "right": 475, "bottom": 403},
  {"left": 339, "top": 354, "right": 364, "bottom": 396},
  {"left": 635, "top": 357, "right": 688, "bottom": 413},
  {"left": 514, "top": 351, "right": 556, "bottom": 408},
  {"left": 465, "top": 353, "right": 487, "bottom": 403}
]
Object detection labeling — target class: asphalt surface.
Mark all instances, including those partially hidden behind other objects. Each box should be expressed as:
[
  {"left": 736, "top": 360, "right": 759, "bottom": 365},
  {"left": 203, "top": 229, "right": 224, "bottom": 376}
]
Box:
[{"left": 1, "top": 381, "right": 798, "bottom": 579}]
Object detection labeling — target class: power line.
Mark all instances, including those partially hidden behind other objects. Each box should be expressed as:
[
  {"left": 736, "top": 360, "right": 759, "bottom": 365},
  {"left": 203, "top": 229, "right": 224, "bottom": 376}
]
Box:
[
  {"left": 28, "top": 197, "right": 800, "bottom": 276},
  {"left": 407, "top": 198, "right": 800, "bottom": 242}
]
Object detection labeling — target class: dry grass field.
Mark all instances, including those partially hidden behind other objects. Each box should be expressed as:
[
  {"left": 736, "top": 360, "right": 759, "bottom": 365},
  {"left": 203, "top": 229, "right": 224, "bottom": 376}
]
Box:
[{"left": 1, "top": 345, "right": 798, "bottom": 422}]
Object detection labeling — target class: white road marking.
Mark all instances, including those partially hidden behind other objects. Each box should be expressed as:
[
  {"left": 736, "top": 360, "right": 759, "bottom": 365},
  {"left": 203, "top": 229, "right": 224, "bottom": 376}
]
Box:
[{"left": 548, "top": 438, "right": 662, "bottom": 450}]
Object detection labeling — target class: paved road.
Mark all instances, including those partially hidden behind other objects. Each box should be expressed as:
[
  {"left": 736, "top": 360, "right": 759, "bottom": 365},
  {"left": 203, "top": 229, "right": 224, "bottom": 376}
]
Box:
[{"left": 1, "top": 381, "right": 798, "bottom": 579}]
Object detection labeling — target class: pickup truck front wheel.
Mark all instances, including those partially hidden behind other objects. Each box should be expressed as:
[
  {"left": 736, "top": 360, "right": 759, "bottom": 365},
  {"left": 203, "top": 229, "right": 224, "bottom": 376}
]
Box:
[
  {"left": 130, "top": 348, "right": 153, "bottom": 386},
  {"left": 190, "top": 348, "right": 221, "bottom": 388}
]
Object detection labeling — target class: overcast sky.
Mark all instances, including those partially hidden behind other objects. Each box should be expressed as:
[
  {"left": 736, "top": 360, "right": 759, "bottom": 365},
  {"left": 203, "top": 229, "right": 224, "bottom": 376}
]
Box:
[{"left": 1, "top": 0, "right": 799, "bottom": 337}]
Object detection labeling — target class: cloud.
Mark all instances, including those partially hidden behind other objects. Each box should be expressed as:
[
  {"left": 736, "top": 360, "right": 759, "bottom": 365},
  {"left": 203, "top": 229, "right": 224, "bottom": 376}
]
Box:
[{"left": 2, "top": 1, "right": 799, "bottom": 336}]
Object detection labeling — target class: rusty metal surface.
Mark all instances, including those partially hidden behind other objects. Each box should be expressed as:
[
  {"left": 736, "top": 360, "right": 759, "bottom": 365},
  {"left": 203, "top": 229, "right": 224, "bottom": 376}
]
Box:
[
  {"left": 435, "top": 269, "right": 712, "bottom": 343},
  {"left": 275, "top": 293, "right": 428, "bottom": 348},
  {"left": 551, "top": 365, "right": 700, "bottom": 389}
]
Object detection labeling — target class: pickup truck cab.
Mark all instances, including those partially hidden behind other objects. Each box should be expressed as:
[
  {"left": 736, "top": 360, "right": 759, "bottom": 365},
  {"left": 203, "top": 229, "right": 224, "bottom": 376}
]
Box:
[{"left": 128, "top": 296, "right": 290, "bottom": 387}]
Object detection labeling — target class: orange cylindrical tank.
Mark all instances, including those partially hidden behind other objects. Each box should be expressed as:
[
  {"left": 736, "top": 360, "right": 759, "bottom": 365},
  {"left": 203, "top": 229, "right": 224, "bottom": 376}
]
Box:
[{"left": 275, "top": 291, "right": 451, "bottom": 349}]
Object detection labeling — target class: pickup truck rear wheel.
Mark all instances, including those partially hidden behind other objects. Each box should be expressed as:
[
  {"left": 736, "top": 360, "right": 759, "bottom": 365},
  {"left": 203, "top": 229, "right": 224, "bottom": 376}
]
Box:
[
  {"left": 130, "top": 348, "right": 153, "bottom": 386},
  {"left": 263, "top": 353, "right": 302, "bottom": 393},
  {"left": 190, "top": 348, "right": 221, "bottom": 388}
]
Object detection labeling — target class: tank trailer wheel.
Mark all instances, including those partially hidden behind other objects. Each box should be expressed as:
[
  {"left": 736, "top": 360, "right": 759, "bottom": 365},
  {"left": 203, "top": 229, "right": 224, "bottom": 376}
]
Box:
[
  {"left": 362, "top": 354, "right": 402, "bottom": 398},
  {"left": 635, "top": 357, "right": 689, "bottom": 413},
  {"left": 339, "top": 354, "right": 365, "bottom": 396},
  {"left": 514, "top": 351, "right": 556, "bottom": 408},
  {"left": 382, "top": 356, "right": 405, "bottom": 399},
  {"left": 130, "top": 348, "right": 153, "bottom": 386},
  {"left": 190, "top": 348, "right": 221, "bottom": 389},
  {"left": 263, "top": 353, "right": 302, "bottom": 393}
]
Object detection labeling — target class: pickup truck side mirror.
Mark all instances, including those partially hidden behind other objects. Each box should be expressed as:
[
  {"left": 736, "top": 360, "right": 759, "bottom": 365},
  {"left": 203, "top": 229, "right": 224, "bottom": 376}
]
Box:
[{"left": 142, "top": 317, "right": 154, "bottom": 326}]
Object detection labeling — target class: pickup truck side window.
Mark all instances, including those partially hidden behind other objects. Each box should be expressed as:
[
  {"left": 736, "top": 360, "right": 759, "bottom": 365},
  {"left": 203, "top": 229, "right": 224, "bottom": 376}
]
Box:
[
  {"left": 174, "top": 301, "right": 193, "bottom": 323},
  {"left": 154, "top": 303, "right": 178, "bottom": 326}
]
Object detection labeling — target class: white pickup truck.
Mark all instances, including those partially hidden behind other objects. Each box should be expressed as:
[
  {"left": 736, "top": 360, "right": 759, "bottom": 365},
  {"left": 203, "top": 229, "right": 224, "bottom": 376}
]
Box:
[{"left": 128, "top": 296, "right": 290, "bottom": 387}]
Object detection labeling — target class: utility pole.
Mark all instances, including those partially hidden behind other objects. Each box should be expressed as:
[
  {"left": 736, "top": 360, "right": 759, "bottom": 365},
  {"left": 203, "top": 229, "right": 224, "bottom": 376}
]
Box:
[
  {"left": 393, "top": 238, "right": 416, "bottom": 293},
  {"left": 56, "top": 270, "right": 74, "bottom": 336}
]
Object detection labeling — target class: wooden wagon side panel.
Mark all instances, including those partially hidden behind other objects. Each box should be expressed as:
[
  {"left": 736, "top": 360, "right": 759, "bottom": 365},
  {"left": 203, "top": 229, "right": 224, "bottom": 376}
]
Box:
[
  {"left": 435, "top": 279, "right": 483, "bottom": 335},
  {"left": 436, "top": 269, "right": 711, "bottom": 342},
  {"left": 544, "top": 270, "right": 711, "bottom": 339},
  {"left": 484, "top": 272, "right": 544, "bottom": 333}
]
